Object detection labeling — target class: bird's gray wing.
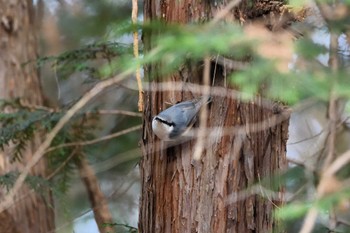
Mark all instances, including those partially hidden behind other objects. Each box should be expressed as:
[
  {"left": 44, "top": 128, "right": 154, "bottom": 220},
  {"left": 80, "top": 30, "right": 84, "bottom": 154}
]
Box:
[{"left": 168, "top": 101, "right": 199, "bottom": 138}]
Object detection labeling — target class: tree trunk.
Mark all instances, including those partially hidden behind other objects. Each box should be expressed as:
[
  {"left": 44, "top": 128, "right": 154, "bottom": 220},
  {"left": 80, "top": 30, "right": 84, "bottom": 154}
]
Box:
[
  {"left": 140, "top": 1, "right": 289, "bottom": 233},
  {"left": 0, "top": 0, "right": 55, "bottom": 232}
]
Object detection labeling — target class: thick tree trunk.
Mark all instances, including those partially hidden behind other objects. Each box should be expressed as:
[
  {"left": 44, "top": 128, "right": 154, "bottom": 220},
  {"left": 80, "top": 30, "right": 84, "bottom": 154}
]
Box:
[
  {"left": 0, "top": 0, "right": 55, "bottom": 232},
  {"left": 140, "top": 1, "right": 289, "bottom": 233}
]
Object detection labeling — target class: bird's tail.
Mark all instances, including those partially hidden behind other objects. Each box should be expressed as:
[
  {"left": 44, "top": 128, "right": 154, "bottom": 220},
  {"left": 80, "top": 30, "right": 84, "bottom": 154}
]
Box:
[{"left": 194, "top": 95, "right": 212, "bottom": 108}]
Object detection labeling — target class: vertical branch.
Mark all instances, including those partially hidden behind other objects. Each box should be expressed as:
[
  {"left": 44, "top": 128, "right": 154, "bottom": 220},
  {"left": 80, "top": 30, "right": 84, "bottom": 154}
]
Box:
[
  {"left": 193, "top": 57, "right": 211, "bottom": 160},
  {"left": 323, "top": 32, "right": 339, "bottom": 169},
  {"left": 132, "top": 0, "right": 144, "bottom": 111},
  {"left": 299, "top": 23, "right": 340, "bottom": 233},
  {"left": 324, "top": 31, "right": 340, "bottom": 233},
  {"left": 76, "top": 154, "right": 115, "bottom": 233}
]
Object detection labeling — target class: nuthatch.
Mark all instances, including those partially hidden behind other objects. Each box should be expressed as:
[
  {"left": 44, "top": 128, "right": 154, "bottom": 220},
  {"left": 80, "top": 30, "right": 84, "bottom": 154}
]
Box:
[{"left": 152, "top": 96, "right": 212, "bottom": 141}]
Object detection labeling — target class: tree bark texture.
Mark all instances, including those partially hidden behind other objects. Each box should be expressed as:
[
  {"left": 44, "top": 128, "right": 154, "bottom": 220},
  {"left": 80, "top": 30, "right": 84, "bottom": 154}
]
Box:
[
  {"left": 140, "top": 1, "right": 290, "bottom": 233},
  {"left": 0, "top": 0, "right": 55, "bottom": 232}
]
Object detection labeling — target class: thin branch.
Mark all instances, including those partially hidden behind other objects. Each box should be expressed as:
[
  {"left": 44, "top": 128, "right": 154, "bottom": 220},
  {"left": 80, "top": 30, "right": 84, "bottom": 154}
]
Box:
[
  {"left": 93, "top": 148, "right": 141, "bottom": 174},
  {"left": 142, "top": 81, "right": 269, "bottom": 108},
  {"left": 210, "top": 0, "right": 242, "bottom": 25},
  {"left": 323, "top": 32, "right": 339, "bottom": 170},
  {"left": 324, "top": 150, "right": 350, "bottom": 177},
  {"left": 212, "top": 54, "right": 219, "bottom": 86},
  {"left": 46, "top": 148, "right": 78, "bottom": 180},
  {"left": 45, "top": 124, "right": 142, "bottom": 153},
  {"left": 144, "top": 82, "right": 328, "bottom": 115},
  {"left": 93, "top": 109, "right": 142, "bottom": 117},
  {"left": 225, "top": 183, "right": 294, "bottom": 205},
  {"left": 193, "top": 57, "right": 210, "bottom": 160},
  {"left": 108, "top": 178, "right": 138, "bottom": 199},
  {"left": 2, "top": 101, "right": 142, "bottom": 117},
  {"left": 287, "top": 130, "right": 325, "bottom": 145},
  {"left": 337, "top": 219, "right": 350, "bottom": 228},
  {"left": 287, "top": 185, "right": 307, "bottom": 202},
  {"left": 287, "top": 158, "right": 309, "bottom": 168},
  {"left": 18, "top": 100, "right": 57, "bottom": 112},
  {"left": 132, "top": 0, "right": 143, "bottom": 112},
  {"left": 0, "top": 70, "right": 132, "bottom": 213},
  {"left": 211, "top": 55, "right": 249, "bottom": 71}
]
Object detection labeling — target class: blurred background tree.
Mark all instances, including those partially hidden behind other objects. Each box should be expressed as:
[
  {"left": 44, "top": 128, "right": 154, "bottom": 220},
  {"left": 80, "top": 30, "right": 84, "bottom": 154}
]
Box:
[
  {"left": 0, "top": 0, "right": 55, "bottom": 232},
  {"left": 1, "top": 0, "right": 141, "bottom": 232}
]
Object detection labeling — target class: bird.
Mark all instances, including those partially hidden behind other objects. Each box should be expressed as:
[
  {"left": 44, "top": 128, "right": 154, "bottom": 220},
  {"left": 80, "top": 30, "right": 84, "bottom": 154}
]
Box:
[{"left": 152, "top": 96, "right": 212, "bottom": 141}]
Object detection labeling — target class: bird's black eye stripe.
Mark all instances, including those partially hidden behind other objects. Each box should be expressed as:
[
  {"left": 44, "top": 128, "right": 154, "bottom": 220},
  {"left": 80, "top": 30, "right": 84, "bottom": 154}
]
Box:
[{"left": 155, "top": 117, "right": 175, "bottom": 126}]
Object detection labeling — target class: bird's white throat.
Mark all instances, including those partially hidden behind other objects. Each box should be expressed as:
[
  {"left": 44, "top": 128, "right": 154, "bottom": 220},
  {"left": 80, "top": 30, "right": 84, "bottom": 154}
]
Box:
[{"left": 152, "top": 118, "right": 174, "bottom": 140}]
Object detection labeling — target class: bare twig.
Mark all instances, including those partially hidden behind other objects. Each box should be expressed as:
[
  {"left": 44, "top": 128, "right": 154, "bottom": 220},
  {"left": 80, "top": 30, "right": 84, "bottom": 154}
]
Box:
[
  {"left": 287, "top": 130, "right": 325, "bottom": 145},
  {"left": 108, "top": 178, "right": 138, "bottom": 199},
  {"left": 193, "top": 57, "right": 210, "bottom": 160},
  {"left": 142, "top": 81, "right": 265, "bottom": 107},
  {"left": 132, "top": 0, "right": 143, "bottom": 112},
  {"left": 323, "top": 32, "right": 339, "bottom": 170},
  {"left": 18, "top": 100, "right": 57, "bottom": 112},
  {"left": 93, "top": 148, "right": 140, "bottom": 174},
  {"left": 210, "top": 0, "right": 242, "bottom": 25},
  {"left": 287, "top": 158, "right": 309, "bottom": 168},
  {"left": 1, "top": 103, "right": 142, "bottom": 117},
  {"left": 211, "top": 55, "right": 249, "bottom": 71},
  {"left": 93, "top": 109, "right": 142, "bottom": 117},
  {"left": 257, "top": 173, "right": 280, "bottom": 209},
  {"left": 225, "top": 183, "right": 294, "bottom": 205},
  {"left": 324, "top": 150, "right": 350, "bottom": 177},
  {"left": 337, "top": 219, "right": 350, "bottom": 228},
  {"left": 45, "top": 124, "right": 142, "bottom": 153},
  {"left": 46, "top": 148, "right": 78, "bottom": 180}
]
